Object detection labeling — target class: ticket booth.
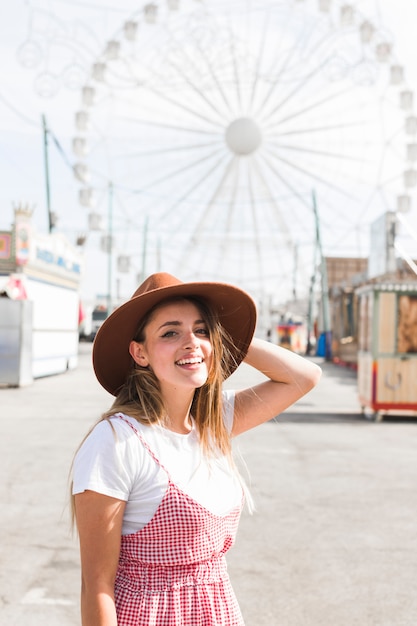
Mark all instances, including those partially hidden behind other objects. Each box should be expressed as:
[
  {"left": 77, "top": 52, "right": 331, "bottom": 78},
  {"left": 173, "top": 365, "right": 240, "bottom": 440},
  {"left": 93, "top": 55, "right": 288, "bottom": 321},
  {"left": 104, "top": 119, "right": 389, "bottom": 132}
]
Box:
[{"left": 357, "top": 282, "right": 417, "bottom": 420}]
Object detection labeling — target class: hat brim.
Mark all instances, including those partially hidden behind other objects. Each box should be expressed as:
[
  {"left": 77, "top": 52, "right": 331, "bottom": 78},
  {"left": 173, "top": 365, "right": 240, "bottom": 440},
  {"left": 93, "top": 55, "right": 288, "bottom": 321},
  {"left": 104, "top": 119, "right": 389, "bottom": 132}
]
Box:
[{"left": 92, "top": 281, "right": 257, "bottom": 396}]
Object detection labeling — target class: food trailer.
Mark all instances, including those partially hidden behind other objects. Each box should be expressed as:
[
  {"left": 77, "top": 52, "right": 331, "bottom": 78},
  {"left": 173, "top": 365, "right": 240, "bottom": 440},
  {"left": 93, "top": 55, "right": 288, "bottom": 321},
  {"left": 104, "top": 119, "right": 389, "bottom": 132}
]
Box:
[
  {"left": 357, "top": 281, "right": 417, "bottom": 420},
  {"left": 0, "top": 206, "right": 83, "bottom": 386}
]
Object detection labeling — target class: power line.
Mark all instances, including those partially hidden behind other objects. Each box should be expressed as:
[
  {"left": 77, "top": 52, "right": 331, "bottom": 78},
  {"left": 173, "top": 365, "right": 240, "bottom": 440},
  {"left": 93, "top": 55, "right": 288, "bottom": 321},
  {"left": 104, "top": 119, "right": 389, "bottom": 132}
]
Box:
[{"left": 0, "top": 93, "right": 39, "bottom": 128}]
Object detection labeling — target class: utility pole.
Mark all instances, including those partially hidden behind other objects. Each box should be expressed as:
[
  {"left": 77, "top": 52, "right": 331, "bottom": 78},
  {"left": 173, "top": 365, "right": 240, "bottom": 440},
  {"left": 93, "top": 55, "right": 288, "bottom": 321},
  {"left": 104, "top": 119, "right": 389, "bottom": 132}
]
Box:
[
  {"left": 107, "top": 181, "right": 114, "bottom": 315},
  {"left": 42, "top": 114, "right": 53, "bottom": 233},
  {"left": 306, "top": 237, "right": 318, "bottom": 356},
  {"left": 312, "top": 190, "right": 332, "bottom": 360}
]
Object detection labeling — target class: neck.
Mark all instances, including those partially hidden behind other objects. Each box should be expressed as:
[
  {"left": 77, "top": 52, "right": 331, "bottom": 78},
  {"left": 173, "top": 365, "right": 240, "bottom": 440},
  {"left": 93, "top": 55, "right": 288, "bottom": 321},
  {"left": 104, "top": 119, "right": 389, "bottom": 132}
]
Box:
[{"left": 162, "top": 388, "right": 195, "bottom": 434}]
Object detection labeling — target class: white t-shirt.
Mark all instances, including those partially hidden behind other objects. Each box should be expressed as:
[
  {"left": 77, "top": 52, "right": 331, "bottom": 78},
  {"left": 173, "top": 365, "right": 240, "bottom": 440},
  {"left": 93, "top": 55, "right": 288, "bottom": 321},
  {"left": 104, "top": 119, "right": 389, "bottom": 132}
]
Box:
[{"left": 72, "top": 390, "right": 243, "bottom": 535}]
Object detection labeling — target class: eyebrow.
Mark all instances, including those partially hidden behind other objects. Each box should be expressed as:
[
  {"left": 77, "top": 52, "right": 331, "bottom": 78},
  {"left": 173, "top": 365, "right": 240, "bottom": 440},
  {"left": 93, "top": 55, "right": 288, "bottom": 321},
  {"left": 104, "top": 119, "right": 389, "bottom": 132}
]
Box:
[{"left": 157, "top": 319, "right": 205, "bottom": 331}]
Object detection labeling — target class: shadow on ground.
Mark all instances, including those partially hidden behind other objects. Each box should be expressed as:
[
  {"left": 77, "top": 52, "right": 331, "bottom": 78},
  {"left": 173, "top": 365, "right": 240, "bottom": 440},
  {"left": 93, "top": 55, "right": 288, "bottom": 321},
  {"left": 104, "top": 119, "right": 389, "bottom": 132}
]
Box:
[{"left": 274, "top": 412, "right": 417, "bottom": 424}]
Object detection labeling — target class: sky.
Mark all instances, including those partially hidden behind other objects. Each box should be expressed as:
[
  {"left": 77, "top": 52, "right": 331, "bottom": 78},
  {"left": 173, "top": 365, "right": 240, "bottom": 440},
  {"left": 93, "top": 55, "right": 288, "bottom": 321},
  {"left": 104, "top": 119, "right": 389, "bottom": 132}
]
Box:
[{"left": 1, "top": 0, "right": 417, "bottom": 307}]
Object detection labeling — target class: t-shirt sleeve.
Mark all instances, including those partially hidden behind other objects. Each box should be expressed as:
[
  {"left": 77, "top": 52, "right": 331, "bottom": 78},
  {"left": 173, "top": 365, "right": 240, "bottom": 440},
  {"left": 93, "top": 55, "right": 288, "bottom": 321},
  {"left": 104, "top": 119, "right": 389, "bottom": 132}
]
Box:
[
  {"left": 72, "top": 418, "right": 140, "bottom": 500},
  {"left": 222, "top": 389, "right": 235, "bottom": 434}
]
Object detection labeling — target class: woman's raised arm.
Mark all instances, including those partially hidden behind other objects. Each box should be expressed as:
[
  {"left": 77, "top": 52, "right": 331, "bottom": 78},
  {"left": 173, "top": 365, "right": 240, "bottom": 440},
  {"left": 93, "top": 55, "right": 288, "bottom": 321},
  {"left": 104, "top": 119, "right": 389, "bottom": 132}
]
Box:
[{"left": 232, "top": 337, "right": 322, "bottom": 436}]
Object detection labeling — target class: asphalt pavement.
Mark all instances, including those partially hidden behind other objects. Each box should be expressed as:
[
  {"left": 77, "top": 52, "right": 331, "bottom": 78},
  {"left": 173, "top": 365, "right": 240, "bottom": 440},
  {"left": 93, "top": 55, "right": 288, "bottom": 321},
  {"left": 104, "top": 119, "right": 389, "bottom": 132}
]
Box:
[{"left": 1, "top": 343, "right": 416, "bottom": 626}]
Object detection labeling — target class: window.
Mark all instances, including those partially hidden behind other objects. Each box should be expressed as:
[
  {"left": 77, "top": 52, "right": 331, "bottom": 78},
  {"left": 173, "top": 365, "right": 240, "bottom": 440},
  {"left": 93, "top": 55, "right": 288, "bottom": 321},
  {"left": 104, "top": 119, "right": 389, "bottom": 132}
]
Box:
[{"left": 397, "top": 294, "right": 417, "bottom": 354}]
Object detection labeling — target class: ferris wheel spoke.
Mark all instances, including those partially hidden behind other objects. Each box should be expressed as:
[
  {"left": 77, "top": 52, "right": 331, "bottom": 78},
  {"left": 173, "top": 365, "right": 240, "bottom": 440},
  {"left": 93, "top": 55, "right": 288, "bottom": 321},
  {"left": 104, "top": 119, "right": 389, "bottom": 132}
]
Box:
[
  {"left": 247, "top": 163, "right": 267, "bottom": 289},
  {"left": 259, "top": 58, "right": 336, "bottom": 126},
  {"left": 260, "top": 147, "right": 365, "bottom": 239},
  {"left": 116, "top": 114, "right": 222, "bottom": 137},
  {"left": 157, "top": 15, "right": 234, "bottom": 119},
  {"left": 251, "top": 155, "right": 308, "bottom": 287},
  {"left": 257, "top": 150, "right": 312, "bottom": 211},
  {"left": 111, "top": 76, "right": 224, "bottom": 131},
  {"left": 116, "top": 47, "right": 225, "bottom": 128},
  {"left": 250, "top": 155, "right": 297, "bottom": 240},
  {"left": 162, "top": 19, "right": 235, "bottom": 119},
  {"left": 212, "top": 160, "right": 240, "bottom": 275},
  {"left": 188, "top": 155, "right": 237, "bottom": 232},
  {"left": 264, "top": 146, "right": 358, "bottom": 202},
  {"left": 134, "top": 146, "right": 226, "bottom": 192},
  {"left": 252, "top": 7, "right": 314, "bottom": 119},
  {"left": 112, "top": 139, "right": 224, "bottom": 160},
  {"left": 176, "top": 155, "right": 238, "bottom": 274},
  {"left": 373, "top": 127, "right": 405, "bottom": 187},
  {"left": 264, "top": 86, "right": 358, "bottom": 132},
  {"left": 160, "top": 58, "right": 232, "bottom": 124},
  {"left": 226, "top": 28, "right": 243, "bottom": 112},
  {"left": 272, "top": 118, "right": 369, "bottom": 138},
  {"left": 142, "top": 85, "right": 226, "bottom": 129},
  {"left": 246, "top": 10, "right": 271, "bottom": 113},
  {"left": 193, "top": 40, "right": 236, "bottom": 118},
  {"left": 266, "top": 140, "right": 366, "bottom": 164},
  {"left": 220, "top": 162, "right": 239, "bottom": 238},
  {"left": 159, "top": 152, "right": 232, "bottom": 223}
]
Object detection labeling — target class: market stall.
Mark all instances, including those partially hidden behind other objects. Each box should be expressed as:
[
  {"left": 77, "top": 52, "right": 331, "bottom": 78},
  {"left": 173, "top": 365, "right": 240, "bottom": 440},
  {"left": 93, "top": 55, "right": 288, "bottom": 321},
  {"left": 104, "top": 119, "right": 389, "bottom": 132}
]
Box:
[{"left": 357, "top": 282, "right": 417, "bottom": 420}]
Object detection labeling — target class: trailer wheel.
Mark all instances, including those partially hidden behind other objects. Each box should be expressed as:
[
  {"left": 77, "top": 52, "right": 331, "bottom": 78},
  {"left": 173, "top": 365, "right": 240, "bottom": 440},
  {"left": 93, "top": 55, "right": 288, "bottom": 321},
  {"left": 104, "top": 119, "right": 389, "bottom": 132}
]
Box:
[{"left": 362, "top": 407, "right": 374, "bottom": 421}]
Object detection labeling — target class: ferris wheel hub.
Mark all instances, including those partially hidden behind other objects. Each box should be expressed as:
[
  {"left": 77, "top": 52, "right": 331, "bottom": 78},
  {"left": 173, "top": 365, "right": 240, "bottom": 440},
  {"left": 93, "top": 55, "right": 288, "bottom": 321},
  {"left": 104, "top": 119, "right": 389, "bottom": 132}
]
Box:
[{"left": 225, "top": 117, "right": 262, "bottom": 155}]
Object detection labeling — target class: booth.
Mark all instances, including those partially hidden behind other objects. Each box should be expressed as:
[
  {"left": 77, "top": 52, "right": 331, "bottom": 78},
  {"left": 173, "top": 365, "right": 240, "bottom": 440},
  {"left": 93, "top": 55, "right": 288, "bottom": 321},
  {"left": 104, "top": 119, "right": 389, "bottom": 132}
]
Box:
[
  {"left": 0, "top": 207, "right": 83, "bottom": 386},
  {"left": 357, "top": 281, "right": 417, "bottom": 420}
]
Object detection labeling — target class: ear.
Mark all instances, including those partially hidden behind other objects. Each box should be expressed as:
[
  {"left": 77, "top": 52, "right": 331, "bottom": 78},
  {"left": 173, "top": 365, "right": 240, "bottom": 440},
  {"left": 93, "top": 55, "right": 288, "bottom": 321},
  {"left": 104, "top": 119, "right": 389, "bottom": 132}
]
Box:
[{"left": 129, "top": 340, "right": 149, "bottom": 367}]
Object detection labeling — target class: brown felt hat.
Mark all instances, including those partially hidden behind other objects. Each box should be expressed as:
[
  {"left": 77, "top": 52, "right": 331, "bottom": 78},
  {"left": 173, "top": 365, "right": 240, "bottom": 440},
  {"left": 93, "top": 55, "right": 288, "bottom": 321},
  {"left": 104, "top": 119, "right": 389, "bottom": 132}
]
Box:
[{"left": 93, "top": 272, "right": 257, "bottom": 396}]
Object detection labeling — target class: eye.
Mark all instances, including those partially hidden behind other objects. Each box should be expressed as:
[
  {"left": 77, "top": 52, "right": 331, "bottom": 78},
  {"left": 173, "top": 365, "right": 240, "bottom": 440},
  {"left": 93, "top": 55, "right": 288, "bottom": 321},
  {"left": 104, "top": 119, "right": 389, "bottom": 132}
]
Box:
[
  {"left": 195, "top": 326, "right": 209, "bottom": 336},
  {"left": 161, "top": 330, "right": 177, "bottom": 338}
]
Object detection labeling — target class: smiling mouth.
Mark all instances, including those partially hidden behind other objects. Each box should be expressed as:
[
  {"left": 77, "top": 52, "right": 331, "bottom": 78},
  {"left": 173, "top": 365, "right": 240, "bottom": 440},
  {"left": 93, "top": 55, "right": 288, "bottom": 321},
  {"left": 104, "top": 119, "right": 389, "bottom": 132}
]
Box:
[{"left": 175, "top": 357, "right": 203, "bottom": 366}]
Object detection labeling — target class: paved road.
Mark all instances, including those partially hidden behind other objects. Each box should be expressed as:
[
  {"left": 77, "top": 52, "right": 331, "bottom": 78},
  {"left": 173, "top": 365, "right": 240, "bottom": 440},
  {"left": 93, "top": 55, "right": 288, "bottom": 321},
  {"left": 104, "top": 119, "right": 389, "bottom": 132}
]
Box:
[{"left": 1, "top": 343, "right": 416, "bottom": 625}]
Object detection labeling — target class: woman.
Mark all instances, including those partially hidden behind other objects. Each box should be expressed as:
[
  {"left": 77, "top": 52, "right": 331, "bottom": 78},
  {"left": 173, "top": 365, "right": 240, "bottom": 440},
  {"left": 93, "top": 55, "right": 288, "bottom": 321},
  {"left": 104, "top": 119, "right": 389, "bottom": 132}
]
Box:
[{"left": 72, "top": 272, "right": 321, "bottom": 626}]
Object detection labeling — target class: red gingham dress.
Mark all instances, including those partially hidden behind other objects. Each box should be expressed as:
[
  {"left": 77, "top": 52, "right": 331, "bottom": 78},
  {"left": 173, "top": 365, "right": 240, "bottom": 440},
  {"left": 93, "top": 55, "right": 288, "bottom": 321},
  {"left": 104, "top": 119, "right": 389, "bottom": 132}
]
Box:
[{"left": 114, "top": 416, "right": 245, "bottom": 626}]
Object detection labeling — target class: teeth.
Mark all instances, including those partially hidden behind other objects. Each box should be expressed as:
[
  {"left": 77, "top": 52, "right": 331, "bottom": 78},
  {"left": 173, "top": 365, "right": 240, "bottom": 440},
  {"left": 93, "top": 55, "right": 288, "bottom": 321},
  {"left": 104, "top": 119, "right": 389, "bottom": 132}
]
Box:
[{"left": 176, "top": 357, "right": 202, "bottom": 365}]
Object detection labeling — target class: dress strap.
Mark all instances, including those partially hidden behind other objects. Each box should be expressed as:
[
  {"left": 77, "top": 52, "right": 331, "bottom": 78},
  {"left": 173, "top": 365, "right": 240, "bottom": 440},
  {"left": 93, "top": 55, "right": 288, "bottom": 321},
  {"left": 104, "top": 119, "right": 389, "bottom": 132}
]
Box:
[{"left": 115, "top": 413, "right": 173, "bottom": 479}]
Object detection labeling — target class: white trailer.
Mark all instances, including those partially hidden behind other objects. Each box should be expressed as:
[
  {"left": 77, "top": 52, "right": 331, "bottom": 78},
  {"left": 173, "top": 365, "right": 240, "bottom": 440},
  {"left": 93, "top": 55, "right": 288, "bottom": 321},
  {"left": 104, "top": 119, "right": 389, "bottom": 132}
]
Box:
[{"left": 0, "top": 207, "right": 83, "bottom": 385}]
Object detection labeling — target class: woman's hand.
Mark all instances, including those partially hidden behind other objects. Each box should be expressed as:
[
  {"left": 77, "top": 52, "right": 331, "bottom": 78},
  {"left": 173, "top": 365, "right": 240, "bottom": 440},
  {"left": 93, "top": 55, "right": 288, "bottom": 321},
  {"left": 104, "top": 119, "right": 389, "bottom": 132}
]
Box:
[
  {"left": 232, "top": 337, "right": 322, "bottom": 435},
  {"left": 75, "top": 491, "right": 126, "bottom": 626}
]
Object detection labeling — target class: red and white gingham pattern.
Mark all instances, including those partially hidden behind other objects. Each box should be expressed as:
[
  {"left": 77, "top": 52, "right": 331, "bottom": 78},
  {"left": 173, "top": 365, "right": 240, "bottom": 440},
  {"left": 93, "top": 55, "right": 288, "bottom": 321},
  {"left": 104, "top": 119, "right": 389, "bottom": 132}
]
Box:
[{"left": 114, "top": 416, "right": 245, "bottom": 626}]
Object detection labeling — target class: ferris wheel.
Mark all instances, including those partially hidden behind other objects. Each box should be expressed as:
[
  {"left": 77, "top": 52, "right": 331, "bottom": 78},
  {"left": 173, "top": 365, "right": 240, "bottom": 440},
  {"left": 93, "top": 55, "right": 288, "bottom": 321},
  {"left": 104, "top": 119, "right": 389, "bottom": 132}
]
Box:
[{"left": 69, "top": 0, "right": 417, "bottom": 302}]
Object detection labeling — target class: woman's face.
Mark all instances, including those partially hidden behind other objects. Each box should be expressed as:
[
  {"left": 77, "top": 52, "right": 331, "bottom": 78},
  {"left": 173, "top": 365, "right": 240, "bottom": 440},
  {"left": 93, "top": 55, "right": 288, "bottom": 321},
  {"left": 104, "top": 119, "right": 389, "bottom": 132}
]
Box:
[{"left": 129, "top": 299, "right": 213, "bottom": 395}]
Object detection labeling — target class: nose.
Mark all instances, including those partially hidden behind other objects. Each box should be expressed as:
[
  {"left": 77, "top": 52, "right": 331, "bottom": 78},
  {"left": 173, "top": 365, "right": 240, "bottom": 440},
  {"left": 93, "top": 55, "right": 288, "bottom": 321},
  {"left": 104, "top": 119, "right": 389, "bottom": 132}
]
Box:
[{"left": 183, "top": 330, "right": 200, "bottom": 349}]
